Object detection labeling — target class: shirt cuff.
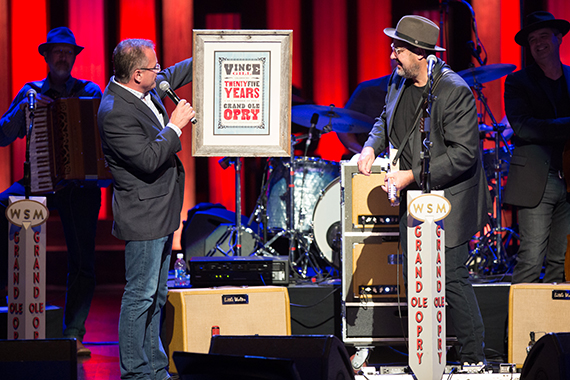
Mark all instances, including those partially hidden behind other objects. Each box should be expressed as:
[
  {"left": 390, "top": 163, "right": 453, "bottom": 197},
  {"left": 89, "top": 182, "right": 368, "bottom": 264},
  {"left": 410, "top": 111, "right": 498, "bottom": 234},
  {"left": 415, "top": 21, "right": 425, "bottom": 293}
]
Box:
[{"left": 167, "top": 122, "right": 182, "bottom": 137}]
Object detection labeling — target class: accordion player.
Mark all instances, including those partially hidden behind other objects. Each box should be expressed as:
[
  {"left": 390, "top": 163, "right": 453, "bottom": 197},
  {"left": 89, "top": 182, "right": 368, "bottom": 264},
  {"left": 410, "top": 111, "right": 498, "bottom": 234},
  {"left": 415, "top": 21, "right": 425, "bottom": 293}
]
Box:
[{"left": 27, "top": 97, "right": 112, "bottom": 194}]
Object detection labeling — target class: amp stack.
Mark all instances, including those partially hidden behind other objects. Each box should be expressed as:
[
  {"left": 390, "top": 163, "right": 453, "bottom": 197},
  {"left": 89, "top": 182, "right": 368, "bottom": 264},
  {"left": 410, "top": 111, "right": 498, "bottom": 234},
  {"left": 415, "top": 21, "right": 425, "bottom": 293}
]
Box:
[{"left": 340, "top": 157, "right": 405, "bottom": 354}]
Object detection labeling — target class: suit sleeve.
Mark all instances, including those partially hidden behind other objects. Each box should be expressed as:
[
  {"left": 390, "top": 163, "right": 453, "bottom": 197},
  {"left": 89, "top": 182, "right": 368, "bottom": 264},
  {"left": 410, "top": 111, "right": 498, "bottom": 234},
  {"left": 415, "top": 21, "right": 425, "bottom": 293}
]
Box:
[
  {"left": 100, "top": 106, "right": 182, "bottom": 177},
  {"left": 156, "top": 58, "right": 193, "bottom": 99},
  {"left": 505, "top": 73, "right": 570, "bottom": 144},
  {"left": 423, "top": 80, "right": 480, "bottom": 188}
]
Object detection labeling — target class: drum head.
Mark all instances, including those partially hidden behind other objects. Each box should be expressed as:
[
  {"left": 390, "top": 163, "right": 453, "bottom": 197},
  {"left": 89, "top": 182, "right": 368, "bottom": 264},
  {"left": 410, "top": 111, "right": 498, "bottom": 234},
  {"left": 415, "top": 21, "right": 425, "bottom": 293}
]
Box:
[{"left": 312, "top": 178, "right": 341, "bottom": 265}]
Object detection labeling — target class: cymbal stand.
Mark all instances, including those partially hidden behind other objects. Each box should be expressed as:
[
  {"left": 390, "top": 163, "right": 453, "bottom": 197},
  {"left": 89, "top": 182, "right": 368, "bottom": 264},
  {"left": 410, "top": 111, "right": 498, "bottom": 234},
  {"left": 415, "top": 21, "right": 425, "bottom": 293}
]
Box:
[
  {"left": 207, "top": 157, "right": 269, "bottom": 257},
  {"left": 467, "top": 82, "right": 519, "bottom": 276}
]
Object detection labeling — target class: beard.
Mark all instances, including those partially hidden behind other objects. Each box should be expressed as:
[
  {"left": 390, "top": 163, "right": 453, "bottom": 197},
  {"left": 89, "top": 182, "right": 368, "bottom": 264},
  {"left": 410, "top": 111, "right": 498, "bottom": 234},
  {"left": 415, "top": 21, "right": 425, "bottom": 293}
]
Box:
[
  {"left": 396, "top": 60, "right": 421, "bottom": 80},
  {"left": 51, "top": 60, "right": 72, "bottom": 77}
]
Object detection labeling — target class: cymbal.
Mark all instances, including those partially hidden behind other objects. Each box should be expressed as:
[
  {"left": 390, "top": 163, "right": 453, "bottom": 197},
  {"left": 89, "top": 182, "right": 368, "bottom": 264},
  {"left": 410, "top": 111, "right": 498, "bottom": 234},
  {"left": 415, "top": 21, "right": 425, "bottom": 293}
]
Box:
[
  {"left": 458, "top": 63, "right": 516, "bottom": 87},
  {"left": 292, "top": 104, "right": 375, "bottom": 134}
]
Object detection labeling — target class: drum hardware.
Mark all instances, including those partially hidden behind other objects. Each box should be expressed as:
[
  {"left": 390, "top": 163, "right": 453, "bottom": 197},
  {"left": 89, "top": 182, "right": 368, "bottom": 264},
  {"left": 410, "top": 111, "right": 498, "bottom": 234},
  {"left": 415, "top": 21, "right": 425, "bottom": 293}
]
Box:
[
  {"left": 463, "top": 68, "right": 519, "bottom": 277},
  {"left": 246, "top": 135, "right": 340, "bottom": 279},
  {"left": 206, "top": 157, "right": 269, "bottom": 257}
]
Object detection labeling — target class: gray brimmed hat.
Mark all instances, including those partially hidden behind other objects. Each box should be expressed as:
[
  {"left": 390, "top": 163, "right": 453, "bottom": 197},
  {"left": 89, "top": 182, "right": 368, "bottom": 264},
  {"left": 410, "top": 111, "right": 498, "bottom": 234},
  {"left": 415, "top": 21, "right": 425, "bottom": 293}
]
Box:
[
  {"left": 38, "top": 27, "right": 84, "bottom": 56},
  {"left": 515, "top": 11, "right": 570, "bottom": 46},
  {"left": 384, "top": 15, "right": 445, "bottom": 52}
]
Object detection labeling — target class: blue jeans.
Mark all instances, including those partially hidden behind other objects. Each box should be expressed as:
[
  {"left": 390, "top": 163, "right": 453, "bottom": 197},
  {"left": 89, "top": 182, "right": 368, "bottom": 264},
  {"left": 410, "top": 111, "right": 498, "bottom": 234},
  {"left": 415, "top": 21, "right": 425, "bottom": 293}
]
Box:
[
  {"left": 399, "top": 201, "right": 486, "bottom": 364},
  {"left": 1, "top": 181, "right": 100, "bottom": 340},
  {"left": 513, "top": 172, "right": 570, "bottom": 284},
  {"left": 119, "top": 235, "right": 172, "bottom": 380}
]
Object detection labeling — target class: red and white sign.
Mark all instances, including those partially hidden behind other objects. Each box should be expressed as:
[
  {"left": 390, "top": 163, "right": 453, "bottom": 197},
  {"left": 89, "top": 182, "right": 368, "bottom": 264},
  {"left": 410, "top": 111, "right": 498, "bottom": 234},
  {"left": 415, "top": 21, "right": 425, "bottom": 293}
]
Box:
[
  {"left": 407, "top": 190, "right": 447, "bottom": 380},
  {"left": 6, "top": 196, "right": 48, "bottom": 340}
]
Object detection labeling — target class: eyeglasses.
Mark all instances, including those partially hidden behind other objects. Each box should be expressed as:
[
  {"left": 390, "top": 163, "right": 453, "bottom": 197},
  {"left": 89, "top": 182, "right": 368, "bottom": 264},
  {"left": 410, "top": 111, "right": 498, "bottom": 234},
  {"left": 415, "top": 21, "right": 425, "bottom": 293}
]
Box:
[
  {"left": 138, "top": 63, "right": 161, "bottom": 73},
  {"left": 391, "top": 44, "right": 407, "bottom": 56},
  {"left": 51, "top": 48, "right": 75, "bottom": 57}
]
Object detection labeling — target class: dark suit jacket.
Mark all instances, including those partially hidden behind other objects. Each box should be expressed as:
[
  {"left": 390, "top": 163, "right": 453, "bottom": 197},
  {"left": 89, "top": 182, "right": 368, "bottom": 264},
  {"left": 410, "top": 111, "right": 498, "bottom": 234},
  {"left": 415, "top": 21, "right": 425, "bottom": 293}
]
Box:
[
  {"left": 503, "top": 64, "right": 570, "bottom": 208},
  {"left": 97, "top": 58, "right": 193, "bottom": 241},
  {"left": 363, "top": 59, "right": 491, "bottom": 247}
]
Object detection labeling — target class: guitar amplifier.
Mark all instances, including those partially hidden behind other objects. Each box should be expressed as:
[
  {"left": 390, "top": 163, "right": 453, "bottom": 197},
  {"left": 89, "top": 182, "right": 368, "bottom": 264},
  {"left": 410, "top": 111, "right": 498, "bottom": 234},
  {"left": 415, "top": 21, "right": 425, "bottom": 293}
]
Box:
[
  {"left": 508, "top": 283, "right": 570, "bottom": 367},
  {"left": 162, "top": 286, "right": 291, "bottom": 372},
  {"left": 340, "top": 158, "right": 403, "bottom": 346}
]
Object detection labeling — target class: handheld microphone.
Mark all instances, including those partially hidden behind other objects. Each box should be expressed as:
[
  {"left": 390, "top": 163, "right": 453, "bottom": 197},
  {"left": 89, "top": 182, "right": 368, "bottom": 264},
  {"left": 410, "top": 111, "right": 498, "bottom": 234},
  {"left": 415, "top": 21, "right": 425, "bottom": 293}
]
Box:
[
  {"left": 26, "top": 89, "right": 37, "bottom": 112},
  {"left": 426, "top": 55, "right": 437, "bottom": 79},
  {"left": 158, "top": 81, "right": 197, "bottom": 124}
]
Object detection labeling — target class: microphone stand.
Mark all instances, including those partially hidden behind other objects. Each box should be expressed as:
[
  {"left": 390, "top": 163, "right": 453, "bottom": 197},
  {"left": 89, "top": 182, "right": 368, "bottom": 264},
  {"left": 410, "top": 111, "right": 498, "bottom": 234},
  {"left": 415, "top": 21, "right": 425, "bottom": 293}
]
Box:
[
  {"left": 24, "top": 107, "right": 35, "bottom": 199},
  {"left": 421, "top": 71, "right": 435, "bottom": 193}
]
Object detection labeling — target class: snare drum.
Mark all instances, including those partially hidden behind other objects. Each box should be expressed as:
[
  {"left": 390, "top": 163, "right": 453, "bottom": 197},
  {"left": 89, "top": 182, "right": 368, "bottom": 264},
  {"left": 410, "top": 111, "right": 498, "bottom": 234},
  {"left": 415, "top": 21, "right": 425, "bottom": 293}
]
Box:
[
  {"left": 267, "top": 157, "right": 340, "bottom": 232},
  {"left": 312, "top": 178, "right": 341, "bottom": 265}
]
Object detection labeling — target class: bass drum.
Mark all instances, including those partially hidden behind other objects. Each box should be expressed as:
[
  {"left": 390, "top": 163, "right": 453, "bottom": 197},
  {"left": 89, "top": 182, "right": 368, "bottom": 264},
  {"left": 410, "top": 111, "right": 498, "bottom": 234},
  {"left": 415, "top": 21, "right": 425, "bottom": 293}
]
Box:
[
  {"left": 267, "top": 157, "right": 340, "bottom": 232},
  {"left": 312, "top": 178, "right": 341, "bottom": 266}
]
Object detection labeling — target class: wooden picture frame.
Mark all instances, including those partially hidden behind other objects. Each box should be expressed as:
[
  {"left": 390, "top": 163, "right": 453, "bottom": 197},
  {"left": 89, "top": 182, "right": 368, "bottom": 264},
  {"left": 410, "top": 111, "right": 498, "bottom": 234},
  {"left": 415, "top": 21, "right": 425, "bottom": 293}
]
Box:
[{"left": 192, "top": 29, "right": 292, "bottom": 157}]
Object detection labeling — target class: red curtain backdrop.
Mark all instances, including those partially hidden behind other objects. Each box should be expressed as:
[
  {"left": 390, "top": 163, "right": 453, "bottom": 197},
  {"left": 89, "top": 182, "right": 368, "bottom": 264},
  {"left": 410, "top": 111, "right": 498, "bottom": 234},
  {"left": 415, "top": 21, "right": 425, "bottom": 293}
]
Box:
[
  {"left": 548, "top": 1, "right": 570, "bottom": 65},
  {"left": 119, "top": 0, "right": 157, "bottom": 42},
  {"left": 10, "top": 0, "right": 48, "bottom": 183},
  {"left": 162, "top": 0, "right": 195, "bottom": 250},
  {"left": 267, "top": 0, "right": 302, "bottom": 89},
  {"left": 0, "top": 0, "right": 11, "bottom": 192},
  {"left": 356, "top": 0, "right": 393, "bottom": 84},
  {"left": 312, "top": 0, "right": 349, "bottom": 162},
  {"left": 68, "top": 0, "right": 110, "bottom": 219}
]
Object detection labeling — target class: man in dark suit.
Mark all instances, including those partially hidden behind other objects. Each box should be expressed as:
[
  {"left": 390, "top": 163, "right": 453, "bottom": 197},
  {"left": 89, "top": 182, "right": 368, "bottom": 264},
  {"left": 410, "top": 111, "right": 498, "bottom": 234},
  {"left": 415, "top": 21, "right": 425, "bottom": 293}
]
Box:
[
  {"left": 504, "top": 11, "right": 570, "bottom": 284},
  {"left": 97, "top": 39, "right": 195, "bottom": 380},
  {"left": 358, "top": 15, "right": 490, "bottom": 365}
]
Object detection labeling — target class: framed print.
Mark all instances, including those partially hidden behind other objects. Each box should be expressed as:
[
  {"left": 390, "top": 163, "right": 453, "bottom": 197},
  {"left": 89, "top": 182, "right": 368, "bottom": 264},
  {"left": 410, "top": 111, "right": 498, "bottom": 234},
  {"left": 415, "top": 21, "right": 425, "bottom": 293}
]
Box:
[{"left": 192, "top": 29, "right": 292, "bottom": 157}]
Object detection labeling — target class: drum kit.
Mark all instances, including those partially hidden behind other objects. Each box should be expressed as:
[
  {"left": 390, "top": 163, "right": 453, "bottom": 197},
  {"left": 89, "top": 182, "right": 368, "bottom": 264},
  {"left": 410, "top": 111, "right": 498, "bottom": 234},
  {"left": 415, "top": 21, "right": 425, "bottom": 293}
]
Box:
[
  {"left": 217, "top": 64, "right": 519, "bottom": 280},
  {"left": 247, "top": 105, "right": 375, "bottom": 278}
]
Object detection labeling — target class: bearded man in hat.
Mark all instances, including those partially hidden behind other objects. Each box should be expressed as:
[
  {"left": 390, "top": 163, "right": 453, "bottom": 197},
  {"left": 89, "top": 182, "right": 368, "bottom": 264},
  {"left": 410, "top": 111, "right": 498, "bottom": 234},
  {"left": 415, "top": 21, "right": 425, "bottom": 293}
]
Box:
[
  {"left": 0, "top": 26, "right": 102, "bottom": 355},
  {"left": 503, "top": 11, "right": 570, "bottom": 284},
  {"left": 358, "top": 15, "right": 490, "bottom": 365}
]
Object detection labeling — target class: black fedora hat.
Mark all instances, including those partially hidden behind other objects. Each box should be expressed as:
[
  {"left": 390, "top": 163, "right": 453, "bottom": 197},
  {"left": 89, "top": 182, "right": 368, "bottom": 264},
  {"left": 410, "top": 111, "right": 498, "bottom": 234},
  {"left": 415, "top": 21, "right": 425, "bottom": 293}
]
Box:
[
  {"left": 38, "top": 27, "right": 84, "bottom": 55},
  {"left": 515, "top": 11, "right": 570, "bottom": 46},
  {"left": 384, "top": 15, "right": 445, "bottom": 52}
]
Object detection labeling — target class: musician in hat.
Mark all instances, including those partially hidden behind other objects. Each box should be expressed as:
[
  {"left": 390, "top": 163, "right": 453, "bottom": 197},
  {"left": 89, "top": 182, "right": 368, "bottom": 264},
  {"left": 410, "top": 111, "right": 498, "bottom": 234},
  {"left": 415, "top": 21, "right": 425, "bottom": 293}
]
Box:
[
  {"left": 503, "top": 11, "right": 570, "bottom": 284},
  {"left": 357, "top": 15, "right": 490, "bottom": 365},
  {"left": 0, "top": 26, "right": 102, "bottom": 355}
]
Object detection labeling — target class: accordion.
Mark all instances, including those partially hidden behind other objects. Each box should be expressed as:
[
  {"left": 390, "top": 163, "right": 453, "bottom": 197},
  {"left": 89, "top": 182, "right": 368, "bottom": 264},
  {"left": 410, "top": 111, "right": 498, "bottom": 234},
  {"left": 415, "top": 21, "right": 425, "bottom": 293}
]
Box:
[{"left": 28, "top": 97, "right": 112, "bottom": 194}]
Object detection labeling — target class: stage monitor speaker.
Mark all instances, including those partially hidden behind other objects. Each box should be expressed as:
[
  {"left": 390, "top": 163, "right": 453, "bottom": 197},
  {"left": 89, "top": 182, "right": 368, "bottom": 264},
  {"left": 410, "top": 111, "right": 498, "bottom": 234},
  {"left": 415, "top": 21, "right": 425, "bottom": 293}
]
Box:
[
  {"left": 162, "top": 286, "right": 291, "bottom": 373},
  {"left": 181, "top": 204, "right": 256, "bottom": 257},
  {"left": 173, "top": 351, "right": 302, "bottom": 380},
  {"left": 0, "top": 338, "right": 77, "bottom": 380},
  {"left": 209, "top": 335, "right": 355, "bottom": 380},
  {"left": 509, "top": 283, "right": 570, "bottom": 367},
  {"left": 520, "top": 332, "right": 570, "bottom": 380}
]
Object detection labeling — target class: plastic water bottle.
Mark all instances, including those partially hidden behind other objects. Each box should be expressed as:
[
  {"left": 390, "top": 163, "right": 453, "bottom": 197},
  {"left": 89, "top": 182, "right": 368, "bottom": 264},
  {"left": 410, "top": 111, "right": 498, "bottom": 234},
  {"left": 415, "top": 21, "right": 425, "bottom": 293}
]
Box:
[{"left": 174, "top": 253, "right": 187, "bottom": 287}]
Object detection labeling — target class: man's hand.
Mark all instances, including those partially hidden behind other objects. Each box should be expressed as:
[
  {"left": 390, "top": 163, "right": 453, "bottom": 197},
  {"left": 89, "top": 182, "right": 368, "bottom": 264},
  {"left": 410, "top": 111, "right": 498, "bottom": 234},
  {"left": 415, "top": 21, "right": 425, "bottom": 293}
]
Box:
[
  {"left": 382, "top": 170, "right": 414, "bottom": 192},
  {"left": 21, "top": 93, "right": 54, "bottom": 111},
  {"left": 357, "top": 146, "right": 376, "bottom": 176},
  {"left": 169, "top": 99, "right": 195, "bottom": 130}
]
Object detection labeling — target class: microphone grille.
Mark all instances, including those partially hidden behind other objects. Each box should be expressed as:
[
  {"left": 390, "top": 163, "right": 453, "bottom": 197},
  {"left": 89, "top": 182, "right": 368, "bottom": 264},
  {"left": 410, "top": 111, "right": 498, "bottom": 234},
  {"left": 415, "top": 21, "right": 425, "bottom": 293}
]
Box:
[
  {"left": 26, "top": 89, "right": 37, "bottom": 96},
  {"left": 159, "top": 81, "right": 171, "bottom": 91},
  {"left": 427, "top": 55, "right": 437, "bottom": 64}
]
